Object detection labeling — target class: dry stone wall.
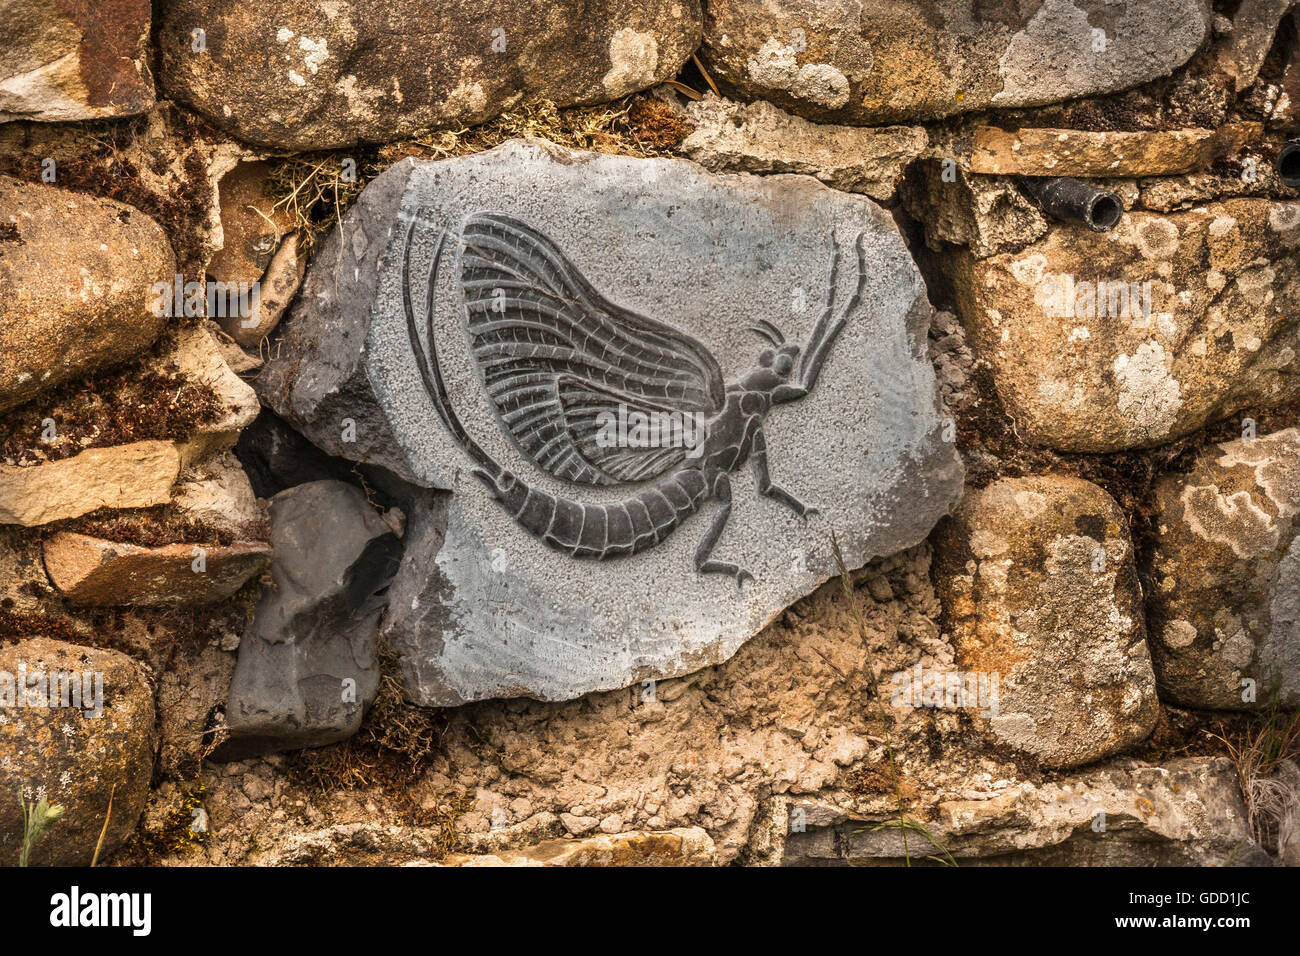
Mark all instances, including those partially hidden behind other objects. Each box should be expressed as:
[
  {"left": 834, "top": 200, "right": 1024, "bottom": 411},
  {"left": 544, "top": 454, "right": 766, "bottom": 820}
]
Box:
[{"left": 0, "top": 0, "right": 1296, "bottom": 869}]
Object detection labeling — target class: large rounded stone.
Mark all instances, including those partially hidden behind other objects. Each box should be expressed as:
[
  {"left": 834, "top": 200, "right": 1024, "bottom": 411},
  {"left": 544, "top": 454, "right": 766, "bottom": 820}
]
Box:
[
  {"left": 933, "top": 475, "right": 1159, "bottom": 768},
  {"left": 1145, "top": 427, "right": 1300, "bottom": 710},
  {"left": 952, "top": 200, "right": 1300, "bottom": 452},
  {"left": 0, "top": 176, "right": 174, "bottom": 412},
  {"left": 158, "top": 0, "right": 702, "bottom": 150},
  {"left": 699, "top": 0, "right": 1209, "bottom": 126},
  {"left": 0, "top": 639, "right": 155, "bottom": 866}
]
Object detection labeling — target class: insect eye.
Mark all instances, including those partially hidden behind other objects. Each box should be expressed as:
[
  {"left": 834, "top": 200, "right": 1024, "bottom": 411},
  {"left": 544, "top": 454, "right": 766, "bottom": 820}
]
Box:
[{"left": 774, "top": 354, "right": 793, "bottom": 376}]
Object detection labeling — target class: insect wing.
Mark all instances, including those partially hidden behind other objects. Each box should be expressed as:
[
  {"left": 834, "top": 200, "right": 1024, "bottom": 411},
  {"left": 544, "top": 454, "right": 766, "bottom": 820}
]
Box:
[{"left": 460, "top": 212, "right": 723, "bottom": 486}]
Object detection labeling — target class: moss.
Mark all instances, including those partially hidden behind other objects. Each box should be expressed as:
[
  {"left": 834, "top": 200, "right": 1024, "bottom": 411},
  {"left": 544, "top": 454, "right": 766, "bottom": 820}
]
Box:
[
  {"left": 47, "top": 504, "right": 270, "bottom": 549},
  {"left": 626, "top": 96, "right": 694, "bottom": 151},
  {"left": 0, "top": 609, "right": 83, "bottom": 643},
  {"left": 0, "top": 326, "right": 229, "bottom": 466},
  {"left": 134, "top": 782, "right": 212, "bottom": 860}
]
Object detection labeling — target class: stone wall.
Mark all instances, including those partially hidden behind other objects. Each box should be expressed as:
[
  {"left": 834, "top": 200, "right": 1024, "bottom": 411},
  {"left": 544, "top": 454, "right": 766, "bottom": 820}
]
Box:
[{"left": 0, "top": 0, "right": 1297, "bottom": 867}]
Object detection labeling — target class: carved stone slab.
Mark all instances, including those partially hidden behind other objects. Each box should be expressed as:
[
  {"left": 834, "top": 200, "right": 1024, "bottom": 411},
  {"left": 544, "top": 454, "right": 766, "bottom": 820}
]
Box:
[{"left": 259, "top": 139, "right": 963, "bottom": 705}]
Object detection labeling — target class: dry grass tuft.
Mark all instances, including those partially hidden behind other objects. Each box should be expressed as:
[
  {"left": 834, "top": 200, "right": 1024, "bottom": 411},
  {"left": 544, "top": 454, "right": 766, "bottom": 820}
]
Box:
[
  {"left": 1213, "top": 690, "right": 1300, "bottom": 853},
  {"left": 286, "top": 646, "right": 460, "bottom": 835},
  {"left": 266, "top": 95, "right": 694, "bottom": 252},
  {"left": 394, "top": 95, "right": 692, "bottom": 162},
  {"left": 265, "top": 155, "right": 372, "bottom": 252}
]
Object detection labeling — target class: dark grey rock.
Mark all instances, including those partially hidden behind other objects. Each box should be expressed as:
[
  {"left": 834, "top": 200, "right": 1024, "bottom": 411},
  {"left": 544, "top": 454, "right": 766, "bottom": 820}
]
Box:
[
  {"left": 259, "top": 139, "right": 964, "bottom": 705},
  {"left": 235, "top": 408, "right": 366, "bottom": 500},
  {"left": 215, "top": 480, "right": 402, "bottom": 759}
]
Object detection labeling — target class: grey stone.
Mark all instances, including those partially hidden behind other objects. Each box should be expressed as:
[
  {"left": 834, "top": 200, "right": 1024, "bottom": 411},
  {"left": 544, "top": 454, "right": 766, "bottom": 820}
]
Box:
[
  {"left": 699, "top": 0, "right": 1210, "bottom": 126},
  {"left": 1145, "top": 427, "right": 1300, "bottom": 711},
  {"left": 258, "top": 139, "right": 963, "bottom": 705},
  {"left": 216, "top": 480, "right": 402, "bottom": 759}
]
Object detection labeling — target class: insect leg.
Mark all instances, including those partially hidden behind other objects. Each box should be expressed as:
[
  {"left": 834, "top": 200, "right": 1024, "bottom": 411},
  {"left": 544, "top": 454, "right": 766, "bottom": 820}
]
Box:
[
  {"left": 800, "top": 232, "right": 868, "bottom": 390},
  {"left": 797, "top": 232, "right": 841, "bottom": 384},
  {"left": 750, "top": 427, "right": 817, "bottom": 519},
  {"left": 694, "top": 472, "right": 753, "bottom": 588}
]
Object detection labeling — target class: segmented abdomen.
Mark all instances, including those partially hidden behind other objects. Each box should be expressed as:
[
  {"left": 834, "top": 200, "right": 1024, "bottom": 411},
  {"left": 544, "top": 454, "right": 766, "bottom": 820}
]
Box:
[{"left": 492, "top": 468, "right": 709, "bottom": 559}]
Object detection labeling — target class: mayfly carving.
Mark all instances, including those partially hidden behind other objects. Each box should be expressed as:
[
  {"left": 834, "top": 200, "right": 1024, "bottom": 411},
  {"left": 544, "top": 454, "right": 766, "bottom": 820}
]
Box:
[{"left": 402, "top": 211, "right": 867, "bottom": 586}]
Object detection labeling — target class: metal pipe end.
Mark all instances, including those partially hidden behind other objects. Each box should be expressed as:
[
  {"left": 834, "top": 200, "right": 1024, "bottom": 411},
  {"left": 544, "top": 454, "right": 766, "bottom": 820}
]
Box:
[
  {"left": 1279, "top": 140, "right": 1300, "bottom": 190},
  {"left": 1017, "top": 176, "right": 1124, "bottom": 233},
  {"left": 1084, "top": 191, "right": 1124, "bottom": 232}
]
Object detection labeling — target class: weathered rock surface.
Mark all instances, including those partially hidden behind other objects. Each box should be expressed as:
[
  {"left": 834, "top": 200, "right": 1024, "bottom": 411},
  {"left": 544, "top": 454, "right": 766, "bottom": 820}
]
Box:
[
  {"left": 173, "top": 452, "right": 266, "bottom": 538},
  {"left": 217, "top": 481, "right": 401, "bottom": 759},
  {"left": 258, "top": 139, "right": 963, "bottom": 705},
  {"left": 0, "top": 440, "right": 181, "bottom": 526},
  {"left": 43, "top": 532, "right": 270, "bottom": 606},
  {"left": 933, "top": 475, "right": 1158, "bottom": 768},
  {"left": 442, "top": 827, "right": 715, "bottom": 866},
  {"left": 0, "top": 176, "right": 174, "bottom": 412},
  {"left": 0, "top": 0, "right": 154, "bottom": 123},
  {"left": 902, "top": 161, "right": 1048, "bottom": 259},
  {"left": 0, "top": 639, "right": 155, "bottom": 866},
  {"left": 681, "top": 96, "right": 927, "bottom": 200},
  {"left": 159, "top": 0, "right": 702, "bottom": 150},
  {"left": 219, "top": 233, "right": 305, "bottom": 349},
  {"left": 782, "top": 757, "right": 1257, "bottom": 866},
  {"left": 175, "top": 546, "right": 1007, "bottom": 866},
  {"left": 209, "top": 161, "right": 305, "bottom": 347},
  {"left": 1145, "top": 427, "right": 1300, "bottom": 710},
  {"left": 208, "top": 161, "right": 295, "bottom": 286},
  {"left": 699, "top": 0, "right": 1210, "bottom": 126},
  {"left": 969, "top": 126, "right": 1232, "bottom": 178},
  {"left": 157, "top": 633, "right": 238, "bottom": 780},
  {"left": 952, "top": 199, "right": 1300, "bottom": 452},
  {"left": 165, "top": 323, "right": 260, "bottom": 466},
  {"left": 1216, "top": 0, "right": 1296, "bottom": 92}
]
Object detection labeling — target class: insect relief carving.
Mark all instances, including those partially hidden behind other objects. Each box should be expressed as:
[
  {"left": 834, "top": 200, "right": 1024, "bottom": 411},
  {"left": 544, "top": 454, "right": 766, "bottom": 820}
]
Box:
[{"left": 403, "top": 211, "right": 867, "bottom": 585}]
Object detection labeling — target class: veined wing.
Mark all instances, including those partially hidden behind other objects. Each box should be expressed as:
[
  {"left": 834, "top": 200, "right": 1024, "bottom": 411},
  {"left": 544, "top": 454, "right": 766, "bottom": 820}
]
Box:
[{"left": 460, "top": 212, "right": 723, "bottom": 486}]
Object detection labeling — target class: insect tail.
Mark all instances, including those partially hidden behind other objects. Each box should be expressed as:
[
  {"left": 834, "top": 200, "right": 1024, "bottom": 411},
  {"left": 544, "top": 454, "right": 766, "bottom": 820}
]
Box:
[{"left": 402, "top": 216, "right": 507, "bottom": 490}]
